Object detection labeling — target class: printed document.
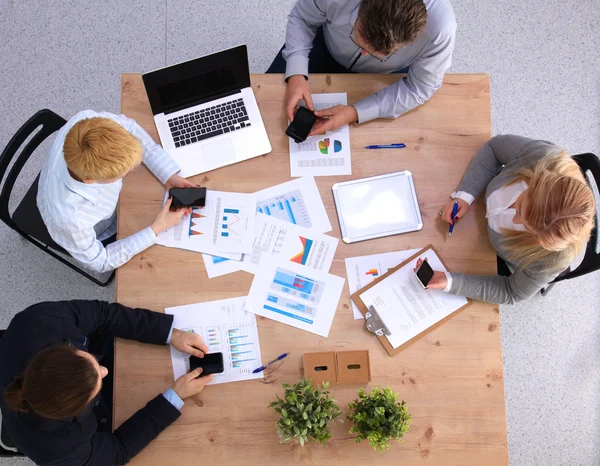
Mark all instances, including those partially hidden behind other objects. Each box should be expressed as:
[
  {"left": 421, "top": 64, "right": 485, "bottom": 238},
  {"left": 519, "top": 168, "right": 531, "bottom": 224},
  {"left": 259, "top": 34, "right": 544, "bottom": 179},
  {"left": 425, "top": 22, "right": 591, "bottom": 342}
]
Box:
[
  {"left": 358, "top": 249, "right": 468, "bottom": 349},
  {"left": 241, "top": 213, "right": 338, "bottom": 274},
  {"left": 289, "top": 94, "right": 352, "bottom": 177},
  {"left": 166, "top": 297, "right": 264, "bottom": 385},
  {"left": 345, "top": 249, "right": 421, "bottom": 319},
  {"left": 245, "top": 256, "right": 345, "bottom": 337},
  {"left": 202, "top": 253, "right": 244, "bottom": 279},
  {"left": 156, "top": 190, "right": 256, "bottom": 255}
]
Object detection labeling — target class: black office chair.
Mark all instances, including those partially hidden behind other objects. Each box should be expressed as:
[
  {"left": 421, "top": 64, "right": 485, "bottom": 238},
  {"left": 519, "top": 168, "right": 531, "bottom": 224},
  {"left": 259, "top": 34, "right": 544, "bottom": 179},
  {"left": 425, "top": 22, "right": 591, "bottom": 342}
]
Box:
[
  {"left": 0, "top": 109, "right": 114, "bottom": 286},
  {"left": 0, "top": 330, "right": 24, "bottom": 458},
  {"left": 497, "top": 152, "right": 600, "bottom": 295}
]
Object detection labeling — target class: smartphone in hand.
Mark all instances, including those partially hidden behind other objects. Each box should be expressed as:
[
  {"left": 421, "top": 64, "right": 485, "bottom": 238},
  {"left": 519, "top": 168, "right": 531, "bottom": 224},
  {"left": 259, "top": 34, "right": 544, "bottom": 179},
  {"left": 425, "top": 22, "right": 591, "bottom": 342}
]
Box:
[
  {"left": 189, "top": 352, "right": 224, "bottom": 376},
  {"left": 285, "top": 106, "right": 317, "bottom": 143},
  {"left": 415, "top": 259, "right": 435, "bottom": 288},
  {"left": 169, "top": 187, "right": 206, "bottom": 208}
]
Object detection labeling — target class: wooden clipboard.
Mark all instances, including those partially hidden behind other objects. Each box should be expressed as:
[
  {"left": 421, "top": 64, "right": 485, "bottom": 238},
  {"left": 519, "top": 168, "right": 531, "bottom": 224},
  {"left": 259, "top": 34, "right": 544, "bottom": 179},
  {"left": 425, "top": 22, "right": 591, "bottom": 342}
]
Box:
[{"left": 350, "top": 244, "right": 472, "bottom": 357}]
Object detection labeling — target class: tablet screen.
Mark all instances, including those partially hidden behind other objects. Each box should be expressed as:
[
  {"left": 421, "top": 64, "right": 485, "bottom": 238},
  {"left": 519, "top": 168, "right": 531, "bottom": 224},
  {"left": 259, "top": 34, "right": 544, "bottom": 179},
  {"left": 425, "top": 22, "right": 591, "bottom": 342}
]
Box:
[{"left": 333, "top": 172, "right": 422, "bottom": 243}]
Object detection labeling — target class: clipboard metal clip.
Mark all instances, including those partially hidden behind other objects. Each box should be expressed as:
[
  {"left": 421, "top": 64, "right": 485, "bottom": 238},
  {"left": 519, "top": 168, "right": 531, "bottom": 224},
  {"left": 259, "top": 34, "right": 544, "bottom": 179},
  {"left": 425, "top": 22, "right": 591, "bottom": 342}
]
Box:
[{"left": 365, "top": 305, "right": 391, "bottom": 337}]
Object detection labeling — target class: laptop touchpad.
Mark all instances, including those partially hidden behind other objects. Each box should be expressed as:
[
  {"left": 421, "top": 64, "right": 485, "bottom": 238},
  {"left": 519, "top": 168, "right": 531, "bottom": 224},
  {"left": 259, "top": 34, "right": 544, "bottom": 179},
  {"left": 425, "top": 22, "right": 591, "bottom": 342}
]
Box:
[{"left": 201, "top": 138, "right": 236, "bottom": 168}]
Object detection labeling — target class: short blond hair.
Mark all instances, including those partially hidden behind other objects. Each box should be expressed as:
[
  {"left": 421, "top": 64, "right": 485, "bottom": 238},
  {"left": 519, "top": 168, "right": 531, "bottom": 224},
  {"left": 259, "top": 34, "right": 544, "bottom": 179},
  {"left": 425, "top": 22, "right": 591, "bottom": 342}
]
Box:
[
  {"left": 63, "top": 117, "right": 143, "bottom": 180},
  {"left": 503, "top": 151, "right": 596, "bottom": 272}
]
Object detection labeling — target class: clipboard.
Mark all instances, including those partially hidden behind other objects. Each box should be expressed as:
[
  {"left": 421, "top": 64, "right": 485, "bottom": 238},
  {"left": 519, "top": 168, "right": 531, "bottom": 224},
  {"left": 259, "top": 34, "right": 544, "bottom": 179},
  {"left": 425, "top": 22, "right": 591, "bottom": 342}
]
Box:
[{"left": 350, "top": 244, "right": 472, "bottom": 357}]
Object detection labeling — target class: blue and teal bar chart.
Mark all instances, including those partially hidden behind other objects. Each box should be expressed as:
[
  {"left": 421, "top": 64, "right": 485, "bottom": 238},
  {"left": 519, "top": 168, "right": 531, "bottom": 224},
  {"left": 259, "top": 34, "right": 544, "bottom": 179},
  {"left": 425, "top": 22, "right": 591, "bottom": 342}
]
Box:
[
  {"left": 221, "top": 208, "right": 241, "bottom": 238},
  {"left": 256, "top": 189, "right": 311, "bottom": 228},
  {"left": 226, "top": 323, "right": 259, "bottom": 374}
]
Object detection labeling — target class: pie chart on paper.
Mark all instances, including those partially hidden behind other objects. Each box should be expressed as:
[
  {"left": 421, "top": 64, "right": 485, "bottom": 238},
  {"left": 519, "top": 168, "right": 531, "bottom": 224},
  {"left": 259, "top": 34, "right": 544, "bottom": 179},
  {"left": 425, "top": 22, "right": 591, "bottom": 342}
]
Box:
[{"left": 318, "top": 138, "right": 342, "bottom": 155}]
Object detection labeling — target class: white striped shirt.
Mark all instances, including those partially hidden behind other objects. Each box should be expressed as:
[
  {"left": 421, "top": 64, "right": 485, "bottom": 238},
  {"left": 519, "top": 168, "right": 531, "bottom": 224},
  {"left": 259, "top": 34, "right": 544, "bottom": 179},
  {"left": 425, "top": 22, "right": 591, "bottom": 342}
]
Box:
[{"left": 37, "top": 110, "right": 180, "bottom": 273}]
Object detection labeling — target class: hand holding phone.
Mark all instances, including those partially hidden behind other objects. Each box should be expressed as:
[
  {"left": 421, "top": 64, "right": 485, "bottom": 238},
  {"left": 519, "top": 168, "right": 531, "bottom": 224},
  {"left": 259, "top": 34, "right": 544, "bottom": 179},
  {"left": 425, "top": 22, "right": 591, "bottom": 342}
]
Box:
[
  {"left": 169, "top": 187, "right": 207, "bottom": 208},
  {"left": 190, "top": 352, "right": 224, "bottom": 376},
  {"left": 415, "top": 258, "right": 435, "bottom": 288},
  {"left": 285, "top": 106, "right": 317, "bottom": 143}
]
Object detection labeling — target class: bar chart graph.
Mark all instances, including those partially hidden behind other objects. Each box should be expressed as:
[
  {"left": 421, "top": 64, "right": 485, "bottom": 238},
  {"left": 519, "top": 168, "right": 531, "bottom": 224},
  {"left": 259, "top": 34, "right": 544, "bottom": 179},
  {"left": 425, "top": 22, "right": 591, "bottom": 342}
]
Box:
[
  {"left": 226, "top": 322, "right": 260, "bottom": 374},
  {"left": 256, "top": 189, "right": 311, "bottom": 228}
]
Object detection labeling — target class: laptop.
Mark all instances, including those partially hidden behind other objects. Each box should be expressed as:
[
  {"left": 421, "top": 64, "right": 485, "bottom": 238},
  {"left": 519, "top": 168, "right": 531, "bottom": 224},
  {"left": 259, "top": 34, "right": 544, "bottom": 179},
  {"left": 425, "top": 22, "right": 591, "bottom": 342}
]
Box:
[{"left": 142, "top": 45, "right": 271, "bottom": 177}]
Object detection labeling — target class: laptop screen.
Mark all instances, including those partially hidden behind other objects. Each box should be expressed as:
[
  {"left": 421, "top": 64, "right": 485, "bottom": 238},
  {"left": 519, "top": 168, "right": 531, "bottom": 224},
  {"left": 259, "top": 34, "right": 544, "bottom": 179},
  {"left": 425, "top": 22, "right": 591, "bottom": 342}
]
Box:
[{"left": 143, "top": 45, "right": 251, "bottom": 115}]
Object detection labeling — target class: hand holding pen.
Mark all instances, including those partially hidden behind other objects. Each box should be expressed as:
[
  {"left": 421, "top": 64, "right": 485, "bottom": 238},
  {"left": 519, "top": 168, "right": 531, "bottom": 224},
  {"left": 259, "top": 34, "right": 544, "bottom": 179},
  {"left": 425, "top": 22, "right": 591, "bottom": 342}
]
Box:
[{"left": 439, "top": 198, "right": 470, "bottom": 235}]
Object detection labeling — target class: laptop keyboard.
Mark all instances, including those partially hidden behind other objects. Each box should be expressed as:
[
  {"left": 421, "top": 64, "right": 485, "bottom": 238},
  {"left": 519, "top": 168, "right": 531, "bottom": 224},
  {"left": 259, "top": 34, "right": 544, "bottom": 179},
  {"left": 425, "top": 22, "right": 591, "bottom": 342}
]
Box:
[{"left": 167, "top": 98, "right": 250, "bottom": 148}]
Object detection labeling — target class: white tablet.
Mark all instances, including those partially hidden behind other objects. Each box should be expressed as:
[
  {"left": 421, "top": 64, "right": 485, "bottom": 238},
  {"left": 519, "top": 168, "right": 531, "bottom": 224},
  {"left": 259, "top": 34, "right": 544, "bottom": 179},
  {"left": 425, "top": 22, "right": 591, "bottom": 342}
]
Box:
[{"left": 332, "top": 171, "right": 423, "bottom": 244}]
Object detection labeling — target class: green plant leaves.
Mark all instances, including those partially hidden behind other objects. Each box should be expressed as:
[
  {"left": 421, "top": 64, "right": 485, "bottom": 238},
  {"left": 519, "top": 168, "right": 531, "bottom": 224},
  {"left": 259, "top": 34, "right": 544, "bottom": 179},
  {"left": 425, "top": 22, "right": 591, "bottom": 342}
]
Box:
[
  {"left": 268, "top": 378, "right": 343, "bottom": 448},
  {"left": 347, "top": 386, "right": 411, "bottom": 452}
]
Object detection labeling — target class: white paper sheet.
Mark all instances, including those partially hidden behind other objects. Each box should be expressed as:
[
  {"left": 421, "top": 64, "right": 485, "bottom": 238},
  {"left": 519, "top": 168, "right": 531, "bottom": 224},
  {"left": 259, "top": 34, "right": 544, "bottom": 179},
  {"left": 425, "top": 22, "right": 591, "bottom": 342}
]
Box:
[
  {"left": 166, "top": 297, "right": 264, "bottom": 385},
  {"left": 289, "top": 93, "right": 352, "bottom": 177},
  {"left": 241, "top": 213, "right": 338, "bottom": 274},
  {"left": 358, "top": 249, "right": 468, "bottom": 349},
  {"left": 245, "top": 256, "right": 345, "bottom": 337},
  {"left": 202, "top": 253, "right": 244, "bottom": 278},
  {"left": 255, "top": 176, "right": 332, "bottom": 233},
  {"left": 344, "top": 249, "right": 422, "bottom": 319},
  {"left": 156, "top": 190, "right": 256, "bottom": 255}
]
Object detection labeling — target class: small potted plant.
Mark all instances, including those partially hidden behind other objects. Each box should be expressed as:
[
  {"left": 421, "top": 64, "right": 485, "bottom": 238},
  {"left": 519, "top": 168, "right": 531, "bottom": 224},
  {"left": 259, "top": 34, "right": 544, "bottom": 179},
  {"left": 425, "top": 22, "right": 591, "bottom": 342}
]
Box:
[
  {"left": 347, "top": 386, "right": 411, "bottom": 452},
  {"left": 269, "top": 378, "right": 343, "bottom": 446}
]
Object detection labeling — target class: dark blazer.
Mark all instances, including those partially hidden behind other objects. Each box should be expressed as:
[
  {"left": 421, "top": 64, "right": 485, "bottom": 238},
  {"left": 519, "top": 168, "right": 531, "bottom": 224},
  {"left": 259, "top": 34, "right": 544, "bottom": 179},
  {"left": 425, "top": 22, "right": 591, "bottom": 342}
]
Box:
[{"left": 0, "top": 300, "right": 181, "bottom": 466}]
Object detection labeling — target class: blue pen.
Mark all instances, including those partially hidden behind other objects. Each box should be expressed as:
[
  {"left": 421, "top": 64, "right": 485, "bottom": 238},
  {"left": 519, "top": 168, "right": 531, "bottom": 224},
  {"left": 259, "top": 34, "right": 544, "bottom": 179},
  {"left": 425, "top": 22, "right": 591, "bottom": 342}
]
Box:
[
  {"left": 252, "top": 353, "right": 289, "bottom": 373},
  {"left": 448, "top": 201, "right": 459, "bottom": 237},
  {"left": 364, "top": 143, "right": 406, "bottom": 149}
]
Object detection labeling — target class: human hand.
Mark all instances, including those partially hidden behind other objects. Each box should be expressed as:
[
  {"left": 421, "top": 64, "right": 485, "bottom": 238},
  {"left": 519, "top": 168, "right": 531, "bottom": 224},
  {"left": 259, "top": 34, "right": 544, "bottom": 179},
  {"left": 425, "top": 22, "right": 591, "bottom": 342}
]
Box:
[
  {"left": 414, "top": 258, "right": 448, "bottom": 290},
  {"left": 150, "top": 197, "right": 190, "bottom": 235},
  {"left": 286, "top": 75, "right": 314, "bottom": 122},
  {"left": 309, "top": 105, "right": 358, "bottom": 136},
  {"left": 165, "top": 174, "right": 197, "bottom": 191},
  {"left": 439, "top": 198, "right": 470, "bottom": 225},
  {"left": 170, "top": 328, "right": 209, "bottom": 358},
  {"left": 172, "top": 368, "right": 213, "bottom": 400}
]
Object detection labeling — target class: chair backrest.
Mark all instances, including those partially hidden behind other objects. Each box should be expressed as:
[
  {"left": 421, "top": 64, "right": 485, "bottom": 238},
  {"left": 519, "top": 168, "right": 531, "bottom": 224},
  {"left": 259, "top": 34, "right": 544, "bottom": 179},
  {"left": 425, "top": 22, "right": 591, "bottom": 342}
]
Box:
[
  {"left": 0, "top": 110, "right": 66, "bottom": 232},
  {"left": 553, "top": 153, "right": 600, "bottom": 282}
]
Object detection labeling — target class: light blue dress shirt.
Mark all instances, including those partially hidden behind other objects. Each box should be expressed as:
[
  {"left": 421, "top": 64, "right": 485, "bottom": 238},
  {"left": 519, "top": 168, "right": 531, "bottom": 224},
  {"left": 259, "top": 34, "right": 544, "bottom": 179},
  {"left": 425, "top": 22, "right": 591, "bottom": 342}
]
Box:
[
  {"left": 162, "top": 325, "right": 185, "bottom": 410},
  {"left": 282, "top": 0, "right": 456, "bottom": 122},
  {"left": 37, "top": 110, "right": 180, "bottom": 273}
]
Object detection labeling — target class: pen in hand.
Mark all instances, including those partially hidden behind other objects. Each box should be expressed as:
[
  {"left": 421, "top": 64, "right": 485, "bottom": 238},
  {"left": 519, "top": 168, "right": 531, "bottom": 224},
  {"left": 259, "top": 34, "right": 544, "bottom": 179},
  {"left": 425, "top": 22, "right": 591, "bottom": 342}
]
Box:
[
  {"left": 448, "top": 201, "right": 459, "bottom": 237},
  {"left": 252, "top": 353, "right": 289, "bottom": 373}
]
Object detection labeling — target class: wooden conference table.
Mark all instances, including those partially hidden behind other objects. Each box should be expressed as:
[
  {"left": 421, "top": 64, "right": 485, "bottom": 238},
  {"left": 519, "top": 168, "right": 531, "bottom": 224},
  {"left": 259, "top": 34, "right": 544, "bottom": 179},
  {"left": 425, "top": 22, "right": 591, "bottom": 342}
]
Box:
[{"left": 116, "top": 73, "right": 508, "bottom": 465}]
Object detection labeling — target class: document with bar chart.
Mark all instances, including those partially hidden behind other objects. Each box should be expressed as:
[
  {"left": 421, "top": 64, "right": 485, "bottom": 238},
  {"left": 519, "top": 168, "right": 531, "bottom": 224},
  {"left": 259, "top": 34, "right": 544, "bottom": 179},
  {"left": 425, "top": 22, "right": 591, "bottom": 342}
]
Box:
[
  {"left": 288, "top": 93, "right": 352, "bottom": 177},
  {"left": 240, "top": 213, "right": 338, "bottom": 275},
  {"left": 156, "top": 189, "right": 256, "bottom": 256},
  {"left": 254, "top": 177, "right": 332, "bottom": 233},
  {"left": 344, "top": 249, "right": 421, "bottom": 319},
  {"left": 245, "top": 256, "right": 345, "bottom": 337},
  {"left": 166, "top": 297, "right": 264, "bottom": 385}
]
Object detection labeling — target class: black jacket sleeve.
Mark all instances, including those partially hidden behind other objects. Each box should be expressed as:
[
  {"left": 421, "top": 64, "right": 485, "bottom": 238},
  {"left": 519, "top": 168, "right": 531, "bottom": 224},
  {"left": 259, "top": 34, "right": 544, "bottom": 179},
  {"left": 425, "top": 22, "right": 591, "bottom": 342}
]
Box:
[
  {"left": 23, "top": 300, "right": 174, "bottom": 345},
  {"left": 70, "top": 395, "right": 181, "bottom": 466}
]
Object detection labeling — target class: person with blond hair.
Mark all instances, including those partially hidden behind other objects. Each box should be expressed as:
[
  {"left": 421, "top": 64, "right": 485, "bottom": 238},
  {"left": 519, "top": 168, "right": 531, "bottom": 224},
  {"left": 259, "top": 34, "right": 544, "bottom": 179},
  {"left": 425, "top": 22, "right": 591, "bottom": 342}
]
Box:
[
  {"left": 37, "top": 110, "right": 196, "bottom": 274},
  {"left": 420, "top": 135, "right": 596, "bottom": 304}
]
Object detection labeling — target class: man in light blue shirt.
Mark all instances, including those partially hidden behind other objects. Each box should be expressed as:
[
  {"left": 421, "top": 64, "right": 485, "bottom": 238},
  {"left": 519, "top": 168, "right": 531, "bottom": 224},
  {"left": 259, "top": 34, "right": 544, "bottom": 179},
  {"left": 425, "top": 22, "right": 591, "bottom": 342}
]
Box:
[
  {"left": 37, "top": 110, "right": 195, "bottom": 274},
  {"left": 267, "top": 0, "right": 456, "bottom": 133}
]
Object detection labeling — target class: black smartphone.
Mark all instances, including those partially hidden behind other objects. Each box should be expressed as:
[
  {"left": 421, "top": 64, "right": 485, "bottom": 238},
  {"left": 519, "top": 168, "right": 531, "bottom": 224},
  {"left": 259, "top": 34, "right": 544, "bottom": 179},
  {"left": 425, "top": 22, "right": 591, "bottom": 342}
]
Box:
[
  {"left": 415, "top": 259, "right": 435, "bottom": 288},
  {"left": 169, "top": 187, "right": 206, "bottom": 208},
  {"left": 285, "top": 106, "right": 317, "bottom": 143},
  {"left": 189, "top": 352, "right": 224, "bottom": 376}
]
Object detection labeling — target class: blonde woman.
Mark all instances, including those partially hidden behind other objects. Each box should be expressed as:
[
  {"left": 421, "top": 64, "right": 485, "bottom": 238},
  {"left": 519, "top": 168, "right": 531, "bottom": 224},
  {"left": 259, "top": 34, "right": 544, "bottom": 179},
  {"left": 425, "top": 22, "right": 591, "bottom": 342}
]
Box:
[{"left": 421, "top": 135, "right": 596, "bottom": 304}]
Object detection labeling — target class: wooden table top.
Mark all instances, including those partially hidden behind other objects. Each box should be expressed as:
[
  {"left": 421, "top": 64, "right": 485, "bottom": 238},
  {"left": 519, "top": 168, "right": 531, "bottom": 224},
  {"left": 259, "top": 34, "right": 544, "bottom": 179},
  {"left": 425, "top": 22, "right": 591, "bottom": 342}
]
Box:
[{"left": 116, "top": 73, "right": 507, "bottom": 465}]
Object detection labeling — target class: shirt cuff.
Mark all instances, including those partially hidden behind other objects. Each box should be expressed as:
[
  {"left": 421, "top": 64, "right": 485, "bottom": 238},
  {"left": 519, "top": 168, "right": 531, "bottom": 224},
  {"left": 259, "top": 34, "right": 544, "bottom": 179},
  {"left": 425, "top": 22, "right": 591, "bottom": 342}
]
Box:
[
  {"left": 162, "top": 388, "right": 185, "bottom": 411},
  {"left": 451, "top": 191, "right": 476, "bottom": 206},
  {"left": 443, "top": 272, "right": 453, "bottom": 292},
  {"left": 284, "top": 54, "right": 310, "bottom": 81},
  {"left": 352, "top": 96, "right": 380, "bottom": 124},
  {"left": 166, "top": 323, "right": 175, "bottom": 344},
  {"left": 135, "top": 226, "right": 158, "bottom": 250},
  {"left": 156, "top": 160, "right": 180, "bottom": 186}
]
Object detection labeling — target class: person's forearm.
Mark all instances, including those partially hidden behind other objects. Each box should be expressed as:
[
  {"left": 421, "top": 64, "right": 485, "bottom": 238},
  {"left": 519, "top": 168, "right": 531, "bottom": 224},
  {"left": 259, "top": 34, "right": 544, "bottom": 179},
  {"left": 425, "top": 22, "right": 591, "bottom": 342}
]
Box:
[
  {"left": 282, "top": 0, "right": 326, "bottom": 80},
  {"left": 448, "top": 272, "right": 545, "bottom": 304}
]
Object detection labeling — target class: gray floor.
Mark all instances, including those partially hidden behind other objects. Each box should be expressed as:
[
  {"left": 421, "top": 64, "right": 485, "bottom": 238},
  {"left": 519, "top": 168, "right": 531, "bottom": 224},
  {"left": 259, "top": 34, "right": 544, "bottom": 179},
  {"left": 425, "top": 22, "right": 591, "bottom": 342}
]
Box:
[{"left": 0, "top": 0, "right": 598, "bottom": 464}]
